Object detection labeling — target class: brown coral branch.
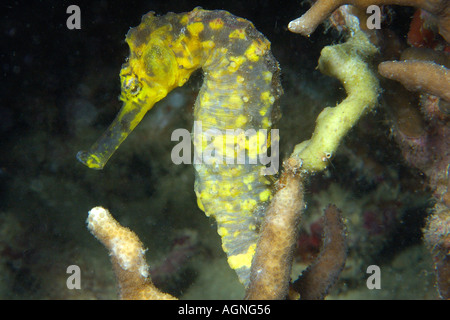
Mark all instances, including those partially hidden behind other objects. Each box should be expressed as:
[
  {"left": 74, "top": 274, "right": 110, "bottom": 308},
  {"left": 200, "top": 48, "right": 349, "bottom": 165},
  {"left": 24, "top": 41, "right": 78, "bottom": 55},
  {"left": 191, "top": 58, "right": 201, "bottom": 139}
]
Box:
[
  {"left": 87, "top": 206, "right": 176, "bottom": 300},
  {"left": 288, "top": 0, "right": 450, "bottom": 42},
  {"left": 245, "top": 159, "right": 305, "bottom": 300},
  {"left": 378, "top": 60, "right": 450, "bottom": 102},
  {"left": 290, "top": 204, "right": 347, "bottom": 300}
]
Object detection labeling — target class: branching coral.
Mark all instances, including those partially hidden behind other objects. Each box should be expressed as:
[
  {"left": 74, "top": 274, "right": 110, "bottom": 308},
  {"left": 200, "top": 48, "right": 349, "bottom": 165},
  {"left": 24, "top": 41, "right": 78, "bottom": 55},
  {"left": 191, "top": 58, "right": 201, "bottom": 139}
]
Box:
[
  {"left": 388, "top": 80, "right": 450, "bottom": 298},
  {"left": 376, "top": 11, "right": 449, "bottom": 216},
  {"left": 245, "top": 160, "right": 304, "bottom": 300},
  {"left": 87, "top": 207, "right": 176, "bottom": 300},
  {"left": 378, "top": 60, "right": 450, "bottom": 102},
  {"left": 289, "top": 0, "right": 450, "bottom": 300},
  {"left": 291, "top": 204, "right": 347, "bottom": 300},
  {"left": 288, "top": 0, "right": 450, "bottom": 43}
]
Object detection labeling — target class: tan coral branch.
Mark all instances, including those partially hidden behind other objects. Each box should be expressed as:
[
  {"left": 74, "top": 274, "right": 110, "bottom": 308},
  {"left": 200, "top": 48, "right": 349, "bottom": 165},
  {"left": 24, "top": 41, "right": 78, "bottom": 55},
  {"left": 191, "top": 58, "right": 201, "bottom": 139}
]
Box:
[
  {"left": 288, "top": 0, "right": 450, "bottom": 42},
  {"left": 291, "top": 204, "right": 347, "bottom": 300},
  {"left": 87, "top": 206, "right": 176, "bottom": 300},
  {"left": 378, "top": 60, "right": 450, "bottom": 102},
  {"left": 245, "top": 160, "right": 305, "bottom": 300}
]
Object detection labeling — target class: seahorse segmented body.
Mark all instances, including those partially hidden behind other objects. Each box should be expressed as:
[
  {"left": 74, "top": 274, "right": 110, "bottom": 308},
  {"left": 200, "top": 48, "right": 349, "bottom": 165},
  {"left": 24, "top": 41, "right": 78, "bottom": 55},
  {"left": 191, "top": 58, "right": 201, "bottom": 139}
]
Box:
[{"left": 77, "top": 8, "right": 282, "bottom": 286}]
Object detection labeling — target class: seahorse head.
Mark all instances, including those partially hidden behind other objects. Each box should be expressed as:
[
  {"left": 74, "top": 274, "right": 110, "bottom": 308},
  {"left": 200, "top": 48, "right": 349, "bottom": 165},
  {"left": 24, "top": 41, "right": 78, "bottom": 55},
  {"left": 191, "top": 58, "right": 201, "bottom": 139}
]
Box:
[{"left": 77, "top": 12, "right": 196, "bottom": 169}]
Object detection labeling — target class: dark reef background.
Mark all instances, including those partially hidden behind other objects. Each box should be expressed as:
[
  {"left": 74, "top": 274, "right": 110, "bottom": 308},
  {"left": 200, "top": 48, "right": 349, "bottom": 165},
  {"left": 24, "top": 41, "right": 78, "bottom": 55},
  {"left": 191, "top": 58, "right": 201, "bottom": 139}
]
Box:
[{"left": 0, "top": 0, "right": 437, "bottom": 299}]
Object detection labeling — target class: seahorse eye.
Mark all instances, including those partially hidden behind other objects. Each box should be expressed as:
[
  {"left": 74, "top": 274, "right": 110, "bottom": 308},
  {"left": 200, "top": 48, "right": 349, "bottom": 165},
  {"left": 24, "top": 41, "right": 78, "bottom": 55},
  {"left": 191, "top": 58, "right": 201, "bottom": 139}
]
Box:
[{"left": 123, "top": 76, "right": 141, "bottom": 96}]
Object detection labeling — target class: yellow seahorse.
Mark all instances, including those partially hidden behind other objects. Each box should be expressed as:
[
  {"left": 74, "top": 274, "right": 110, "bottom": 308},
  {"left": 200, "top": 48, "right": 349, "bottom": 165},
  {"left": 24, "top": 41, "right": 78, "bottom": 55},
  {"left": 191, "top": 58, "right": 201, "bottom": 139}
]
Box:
[{"left": 77, "top": 7, "right": 282, "bottom": 287}]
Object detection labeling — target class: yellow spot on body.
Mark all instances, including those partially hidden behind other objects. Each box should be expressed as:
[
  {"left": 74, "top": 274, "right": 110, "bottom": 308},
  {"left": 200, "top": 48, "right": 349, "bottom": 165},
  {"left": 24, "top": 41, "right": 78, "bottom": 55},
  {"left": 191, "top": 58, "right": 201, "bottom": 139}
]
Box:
[
  {"left": 216, "top": 214, "right": 233, "bottom": 225},
  {"left": 218, "top": 227, "right": 228, "bottom": 237},
  {"left": 245, "top": 39, "right": 270, "bottom": 62},
  {"left": 214, "top": 181, "right": 232, "bottom": 197},
  {"left": 259, "top": 91, "right": 275, "bottom": 116},
  {"left": 224, "top": 202, "right": 234, "bottom": 212},
  {"left": 180, "top": 15, "right": 189, "bottom": 25},
  {"left": 200, "top": 91, "right": 212, "bottom": 106},
  {"left": 228, "top": 95, "right": 243, "bottom": 109},
  {"left": 227, "top": 56, "right": 246, "bottom": 73},
  {"left": 261, "top": 91, "right": 274, "bottom": 104},
  {"left": 259, "top": 189, "right": 271, "bottom": 202},
  {"left": 259, "top": 106, "right": 269, "bottom": 116},
  {"left": 228, "top": 244, "right": 256, "bottom": 269},
  {"left": 209, "top": 18, "right": 224, "bottom": 30},
  {"left": 229, "top": 29, "right": 246, "bottom": 40},
  {"left": 195, "top": 191, "right": 205, "bottom": 212},
  {"left": 235, "top": 114, "right": 247, "bottom": 127},
  {"left": 242, "top": 198, "right": 257, "bottom": 211},
  {"left": 243, "top": 174, "right": 255, "bottom": 187},
  {"left": 262, "top": 117, "right": 271, "bottom": 128},
  {"left": 237, "top": 75, "right": 244, "bottom": 83},
  {"left": 262, "top": 71, "right": 273, "bottom": 83},
  {"left": 202, "top": 40, "right": 215, "bottom": 50},
  {"left": 228, "top": 62, "right": 237, "bottom": 73},
  {"left": 187, "top": 22, "right": 204, "bottom": 37},
  {"left": 208, "top": 116, "right": 217, "bottom": 126}
]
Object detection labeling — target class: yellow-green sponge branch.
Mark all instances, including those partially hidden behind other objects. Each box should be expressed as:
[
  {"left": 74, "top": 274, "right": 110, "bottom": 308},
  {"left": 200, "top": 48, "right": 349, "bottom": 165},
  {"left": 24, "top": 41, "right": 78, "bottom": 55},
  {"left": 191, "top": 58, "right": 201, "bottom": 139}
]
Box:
[{"left": 291, "top": 30, "right": 379, "bottom": 173}]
